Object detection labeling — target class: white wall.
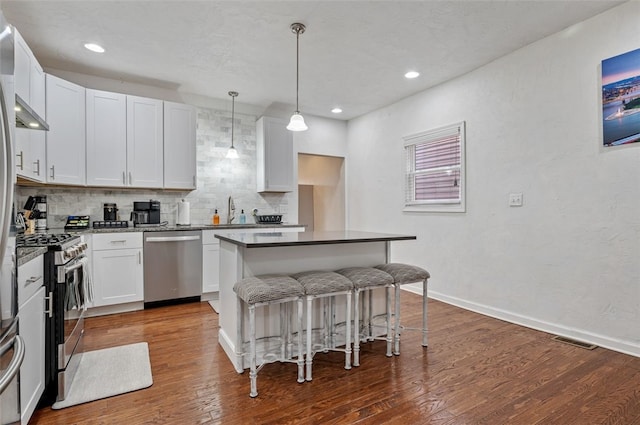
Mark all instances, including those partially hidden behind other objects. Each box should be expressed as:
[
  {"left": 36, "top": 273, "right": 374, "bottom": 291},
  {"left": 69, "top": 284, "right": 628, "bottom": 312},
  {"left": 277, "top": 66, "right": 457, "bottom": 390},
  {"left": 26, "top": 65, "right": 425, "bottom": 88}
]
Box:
[{"left": 347, "top": 1, "right": 640, "bottom": 356}]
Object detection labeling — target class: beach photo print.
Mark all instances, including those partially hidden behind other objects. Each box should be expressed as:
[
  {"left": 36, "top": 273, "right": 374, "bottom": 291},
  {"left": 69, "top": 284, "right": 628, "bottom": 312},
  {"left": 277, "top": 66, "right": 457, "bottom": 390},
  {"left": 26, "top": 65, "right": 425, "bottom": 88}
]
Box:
[{"left": 602, "top": 47, "right": 640, "bottom": 147}]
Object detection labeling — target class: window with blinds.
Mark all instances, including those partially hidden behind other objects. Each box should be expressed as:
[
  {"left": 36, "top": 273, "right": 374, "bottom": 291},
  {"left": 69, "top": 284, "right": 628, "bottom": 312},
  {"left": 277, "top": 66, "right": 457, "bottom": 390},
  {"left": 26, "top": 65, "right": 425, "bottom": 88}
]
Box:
[{"left": 404, "top": 121, "right": 466, "bottom": 212}]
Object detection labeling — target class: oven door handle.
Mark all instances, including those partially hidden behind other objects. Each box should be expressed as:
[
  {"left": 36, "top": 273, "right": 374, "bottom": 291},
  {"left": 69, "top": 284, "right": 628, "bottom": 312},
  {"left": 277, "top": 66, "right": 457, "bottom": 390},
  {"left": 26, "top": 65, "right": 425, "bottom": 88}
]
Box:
[
  {"left": 63, "top": 260, "right": 85, "bottom": 274},
  {"left": 0, "top": 335, "right": 25, "bottom": 394},
  {"left": 45, "top": 291, "right": 54, "bottom": 318}
]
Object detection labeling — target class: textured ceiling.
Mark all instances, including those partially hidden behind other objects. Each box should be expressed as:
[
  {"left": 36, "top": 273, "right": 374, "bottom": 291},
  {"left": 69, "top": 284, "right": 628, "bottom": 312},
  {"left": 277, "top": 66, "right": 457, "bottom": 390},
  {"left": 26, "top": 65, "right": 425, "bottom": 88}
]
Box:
[{"left": 1, "top": 0, "right": 624, "bottom": 120}]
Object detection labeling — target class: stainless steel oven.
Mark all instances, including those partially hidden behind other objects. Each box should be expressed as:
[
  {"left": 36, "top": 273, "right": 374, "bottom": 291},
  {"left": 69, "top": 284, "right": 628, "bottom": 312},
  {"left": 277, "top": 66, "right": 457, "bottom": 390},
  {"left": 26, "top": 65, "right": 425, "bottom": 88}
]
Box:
[
  {"left": 15, "top": 233, "right": 88, "bottom": 405},
  {"left": 52, "top": 237, "right": 88, "bottom": 401}
]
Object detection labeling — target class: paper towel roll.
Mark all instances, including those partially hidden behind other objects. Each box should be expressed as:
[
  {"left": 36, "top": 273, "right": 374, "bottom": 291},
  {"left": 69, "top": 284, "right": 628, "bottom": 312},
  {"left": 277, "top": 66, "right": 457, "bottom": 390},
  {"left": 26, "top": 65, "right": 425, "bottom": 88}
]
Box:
[{"left": 177, "top": 199, "right": 190, "bottom": 225}]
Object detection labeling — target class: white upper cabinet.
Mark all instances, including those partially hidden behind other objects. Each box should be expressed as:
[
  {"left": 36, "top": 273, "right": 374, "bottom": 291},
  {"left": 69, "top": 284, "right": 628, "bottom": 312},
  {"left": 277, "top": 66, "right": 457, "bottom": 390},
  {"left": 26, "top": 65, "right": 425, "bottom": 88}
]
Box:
[
  {"left": 163, "top": 101, "right": 196, "bottom": 189},
  {"left": 15, "top": 127, "right": 45, "bottom": 182},
  {"left": 14, "top": 28, "right": 46, "bottom": 119},
  {"left": 86, "top": 92, "right": 163, "bottom": 188},
  {"left": 45, "top": 74, "right": 86, "bottom": 185},
  {"left": 127, "top": 96, "right": 163, "bottom": 188},
  {"left": 86, "top": 89, "right": 127, "bottom": 187},
  {"left": 256, "top": 116, "right": 294, "bottom": 192}
]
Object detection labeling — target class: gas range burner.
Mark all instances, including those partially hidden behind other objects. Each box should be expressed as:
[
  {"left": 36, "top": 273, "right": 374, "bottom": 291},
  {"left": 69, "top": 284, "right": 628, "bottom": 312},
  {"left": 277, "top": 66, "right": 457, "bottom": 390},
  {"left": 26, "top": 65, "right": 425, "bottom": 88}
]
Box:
[{"left": 16, "top": 233, "right": 78, "bottom": 248}]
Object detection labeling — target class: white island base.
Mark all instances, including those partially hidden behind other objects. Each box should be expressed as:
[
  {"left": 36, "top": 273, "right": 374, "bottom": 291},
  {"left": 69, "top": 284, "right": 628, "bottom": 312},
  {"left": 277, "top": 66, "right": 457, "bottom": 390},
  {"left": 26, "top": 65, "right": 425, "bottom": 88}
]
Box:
[{"left": 216, "top": 231, "right": 416, "bottom": 372}]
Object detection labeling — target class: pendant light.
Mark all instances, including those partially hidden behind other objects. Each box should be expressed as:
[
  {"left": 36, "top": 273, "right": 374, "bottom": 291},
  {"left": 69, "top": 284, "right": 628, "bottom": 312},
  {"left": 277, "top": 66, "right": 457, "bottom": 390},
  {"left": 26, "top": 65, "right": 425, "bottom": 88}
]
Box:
[
  {"left": 286, "top": 23, "right": 308, "bottom": 132},
  {"left": 226, "top": 91, "right": 239, "bottom": 159}
]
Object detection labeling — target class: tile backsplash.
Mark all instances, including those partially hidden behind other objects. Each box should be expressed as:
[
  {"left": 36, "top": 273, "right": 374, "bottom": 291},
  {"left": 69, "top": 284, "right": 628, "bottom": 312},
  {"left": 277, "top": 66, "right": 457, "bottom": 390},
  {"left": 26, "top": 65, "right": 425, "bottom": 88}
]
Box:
[{"left": 16, "top": 106, "right": 295, "bottom": 229}]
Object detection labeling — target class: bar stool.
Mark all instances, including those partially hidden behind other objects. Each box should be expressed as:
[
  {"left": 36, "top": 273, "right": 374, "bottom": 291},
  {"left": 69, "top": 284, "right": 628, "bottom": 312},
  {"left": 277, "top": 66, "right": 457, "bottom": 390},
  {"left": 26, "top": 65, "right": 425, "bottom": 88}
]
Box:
[
  {"left": 335, "top": 267, "right": 394, "bottom": 366},
  {"left": 233, "top": 274, "right": 305, "bottom": 397},
  {"left": 375, "top": 263, "right": 430, "bottom": 354},
  {"left": 292, "top": 271, "right": 353, "bottom": 381}
]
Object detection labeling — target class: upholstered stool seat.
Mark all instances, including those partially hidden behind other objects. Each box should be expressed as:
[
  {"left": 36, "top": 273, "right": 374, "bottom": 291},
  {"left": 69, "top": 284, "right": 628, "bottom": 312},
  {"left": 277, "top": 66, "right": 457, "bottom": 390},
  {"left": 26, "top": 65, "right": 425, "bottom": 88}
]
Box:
[
  {"left": 233, "top": 274, "right": 305, "bottom": 397},
  {"left": 336, "top": 267, "right": 394, "bottom": 366},
  {"left": 375, "top": 263, "right": 430, "bottom": 354},
  {"left": 292, "top": 270, "right": 354, "bottom": 381}
]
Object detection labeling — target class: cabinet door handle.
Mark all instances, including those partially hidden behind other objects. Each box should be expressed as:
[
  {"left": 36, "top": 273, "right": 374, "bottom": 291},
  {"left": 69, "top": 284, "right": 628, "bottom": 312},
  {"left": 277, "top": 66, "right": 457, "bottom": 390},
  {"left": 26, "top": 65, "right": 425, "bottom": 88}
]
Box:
[
  {"left": 16, "top": 151, "right": 23, "bottom": 170},
  {"left": 45, "top": 291, "right": 53, "bottom": 318},
  {"left": 193, "top": 175, "right": 196, "bottom": 187},
  {"left": 34, "top": 159, "right": 40, "bottom": 176},
  {"left": 122, "top": 171, "right": 126, "bottom": 185},
  {"left": 109, "top": 240, "right": 127, "bottom": 244},
  {"left": 25, "top": 275, "right": 43, "bottom": 285},
  {"left": 129, "top": 172, "right": 132, "bottom": 185},
  {"left": 50, "top": 165, "right": 55, "bottom": 179},
  {"left": 138, "top": 251, "right": 141, "bottom": 264}
]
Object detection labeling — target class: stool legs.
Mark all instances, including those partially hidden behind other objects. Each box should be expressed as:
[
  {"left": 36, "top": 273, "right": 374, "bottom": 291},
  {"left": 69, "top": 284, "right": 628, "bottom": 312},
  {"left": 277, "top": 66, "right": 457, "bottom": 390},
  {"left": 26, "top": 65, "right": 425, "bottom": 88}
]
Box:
[
  {"left": 306, "top": 296, "right": 313, "bottom": 381},
  {"left": 353, "top": 289, "right": 361, "bottom": 367},
  {"left": 296, "top": 298, "right": 305, "bottom": 383},
  {"left": 385, "top": 285, "right": 393, "bottom": 357},
  {"left": 345, "top": 292, "right": 352, "bottom": 370},
  {"left": 393, "top": 277, "right": 430, "bottom": 355},
  {"left": 394, "top": 283, "right": 401, "bottom": 356},
  {"left": 422, "top": 278, "right": 428, "bottom": 347},
  {"left": 249, "top": 304, "right": 258, "bottom": 398}
]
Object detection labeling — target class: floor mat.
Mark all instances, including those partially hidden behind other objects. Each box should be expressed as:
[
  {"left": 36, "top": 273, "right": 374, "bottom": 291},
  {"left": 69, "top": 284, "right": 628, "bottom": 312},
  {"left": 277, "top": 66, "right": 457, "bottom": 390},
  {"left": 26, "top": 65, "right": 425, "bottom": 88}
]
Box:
[{"left": 52, "top": 342, "right": 152, "bottom": 409}]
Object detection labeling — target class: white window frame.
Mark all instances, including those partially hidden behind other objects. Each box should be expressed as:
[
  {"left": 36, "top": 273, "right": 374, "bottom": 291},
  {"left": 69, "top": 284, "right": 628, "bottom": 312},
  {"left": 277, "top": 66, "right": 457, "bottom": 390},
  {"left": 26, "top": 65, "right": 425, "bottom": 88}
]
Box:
[{"left": 403, "top": 121, "right": 466, "bottom": 213}]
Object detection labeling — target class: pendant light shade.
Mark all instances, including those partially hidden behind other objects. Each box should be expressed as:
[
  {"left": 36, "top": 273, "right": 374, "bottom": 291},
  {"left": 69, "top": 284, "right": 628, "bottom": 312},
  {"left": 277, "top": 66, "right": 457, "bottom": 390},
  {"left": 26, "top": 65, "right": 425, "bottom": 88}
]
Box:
[
  {"left": 287, "top": 112, "right": 307, "bottom": 131},
  {"left": 287, "top": 22, "right": 308, "bottom": 132},
  {"left": 226, "top": 91, "right": 239, "bottom": 159}
]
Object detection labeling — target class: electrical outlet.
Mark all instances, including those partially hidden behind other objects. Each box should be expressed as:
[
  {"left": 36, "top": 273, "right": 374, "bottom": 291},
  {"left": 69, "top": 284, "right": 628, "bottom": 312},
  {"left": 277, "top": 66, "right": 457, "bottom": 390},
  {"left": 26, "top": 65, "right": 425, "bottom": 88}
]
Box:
[{"left": 509, "top": 192, "right": 523, "bottom": 207}]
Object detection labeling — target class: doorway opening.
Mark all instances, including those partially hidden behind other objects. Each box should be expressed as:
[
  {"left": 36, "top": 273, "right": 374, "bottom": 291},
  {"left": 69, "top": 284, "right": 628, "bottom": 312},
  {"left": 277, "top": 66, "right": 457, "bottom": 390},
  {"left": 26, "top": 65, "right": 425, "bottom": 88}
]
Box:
[{"left": 298, "top": 154, "right": 345, "bottom": 231}]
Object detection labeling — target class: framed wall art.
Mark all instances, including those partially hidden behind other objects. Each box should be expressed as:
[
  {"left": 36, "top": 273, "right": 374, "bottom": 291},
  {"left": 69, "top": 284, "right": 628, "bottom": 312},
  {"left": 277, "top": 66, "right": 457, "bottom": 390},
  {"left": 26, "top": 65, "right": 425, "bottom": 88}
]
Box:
[{"left": 602, "top": 47, "right": 640, "bottom": 147}]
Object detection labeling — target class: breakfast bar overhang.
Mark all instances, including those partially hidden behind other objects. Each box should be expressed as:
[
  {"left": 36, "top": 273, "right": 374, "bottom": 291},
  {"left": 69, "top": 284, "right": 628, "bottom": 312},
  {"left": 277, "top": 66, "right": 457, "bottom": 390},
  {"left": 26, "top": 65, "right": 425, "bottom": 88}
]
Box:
[{"left": 216, "top": 230, "right": 416, "bottom": 372}]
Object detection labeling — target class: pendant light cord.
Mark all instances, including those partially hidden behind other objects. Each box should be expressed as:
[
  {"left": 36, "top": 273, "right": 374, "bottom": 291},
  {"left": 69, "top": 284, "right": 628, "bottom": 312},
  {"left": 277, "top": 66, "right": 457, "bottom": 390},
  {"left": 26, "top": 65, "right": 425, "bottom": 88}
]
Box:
[
  {"left": 295, "top": 29, "right": 300, "bottom": 113},
  {"left": 228, "top": 91, "right": 238, "bottom": 149},
  {"left": 231, "top": 95, "right": 235, "bottom": 147}
]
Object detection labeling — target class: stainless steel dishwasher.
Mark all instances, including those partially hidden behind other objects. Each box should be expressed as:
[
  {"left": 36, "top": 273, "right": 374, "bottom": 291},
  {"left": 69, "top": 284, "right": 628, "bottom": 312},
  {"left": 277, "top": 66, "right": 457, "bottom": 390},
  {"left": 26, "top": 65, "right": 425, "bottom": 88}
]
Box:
[{"left": 143, "top": 230, "right": 202, "bottom": 307}]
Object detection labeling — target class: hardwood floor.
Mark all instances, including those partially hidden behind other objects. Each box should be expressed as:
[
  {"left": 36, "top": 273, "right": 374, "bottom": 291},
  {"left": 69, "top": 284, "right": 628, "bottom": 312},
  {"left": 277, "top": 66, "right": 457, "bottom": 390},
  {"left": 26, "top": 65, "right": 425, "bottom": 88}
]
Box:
[{"left": 30, "top": 293, "right": 640, "bottom": 425}]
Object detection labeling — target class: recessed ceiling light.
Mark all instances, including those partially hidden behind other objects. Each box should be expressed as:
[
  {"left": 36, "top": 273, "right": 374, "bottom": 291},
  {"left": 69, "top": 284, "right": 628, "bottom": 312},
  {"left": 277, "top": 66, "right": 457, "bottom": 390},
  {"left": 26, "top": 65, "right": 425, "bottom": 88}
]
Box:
[
  {"left": 84, "top": 43, "right": 105, "bottom": 53},
  {"left": 331, "top": 107, "right": 342, "bottom": 114},
  {"left": 405, "top": 71, "right": 420, "bottom": 79}
]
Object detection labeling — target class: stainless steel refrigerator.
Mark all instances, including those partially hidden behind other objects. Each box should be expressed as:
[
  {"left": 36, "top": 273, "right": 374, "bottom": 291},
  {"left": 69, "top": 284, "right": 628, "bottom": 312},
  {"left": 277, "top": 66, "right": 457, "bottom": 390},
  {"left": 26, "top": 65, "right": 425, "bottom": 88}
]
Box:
[{"left": 0, "top": 10, "right": 22, "bottom": 425}]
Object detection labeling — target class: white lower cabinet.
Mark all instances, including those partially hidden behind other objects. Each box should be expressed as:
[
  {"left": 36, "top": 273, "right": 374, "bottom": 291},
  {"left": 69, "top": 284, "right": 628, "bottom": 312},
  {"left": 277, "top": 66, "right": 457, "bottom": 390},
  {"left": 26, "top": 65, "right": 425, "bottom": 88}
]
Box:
[
  {"left": 202, "top": 243, "right": 220, "bottom": 293},
  {"left": 17, "top": 254, "right": 45, "bottom": 425},
  {"left": 201, "top": 227, "right": 304, "bottom": 295},
  {"left": 92, "top": 233, "right": 143, "bottom": 307}
]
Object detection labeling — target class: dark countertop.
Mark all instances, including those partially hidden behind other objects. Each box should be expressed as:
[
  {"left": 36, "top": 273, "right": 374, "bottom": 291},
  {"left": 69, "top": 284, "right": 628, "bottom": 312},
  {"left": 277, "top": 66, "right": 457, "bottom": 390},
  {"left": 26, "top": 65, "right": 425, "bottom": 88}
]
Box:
[
  {"left": 215, "top": 230, "right": 416, "bottom": 248},
  {"left": 45, "top": 223, "right": 305, "bottom": 235},
  {"left": 16, "top": 246, "right": 48, "bottom": 266}
]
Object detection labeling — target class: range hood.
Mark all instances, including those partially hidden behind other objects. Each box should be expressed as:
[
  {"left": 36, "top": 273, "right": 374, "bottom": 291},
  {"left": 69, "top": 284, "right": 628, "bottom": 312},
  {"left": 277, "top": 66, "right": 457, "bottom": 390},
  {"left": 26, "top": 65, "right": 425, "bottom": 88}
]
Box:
[{"left": 15, "top": 94, "right": 49, "bottom": 130}]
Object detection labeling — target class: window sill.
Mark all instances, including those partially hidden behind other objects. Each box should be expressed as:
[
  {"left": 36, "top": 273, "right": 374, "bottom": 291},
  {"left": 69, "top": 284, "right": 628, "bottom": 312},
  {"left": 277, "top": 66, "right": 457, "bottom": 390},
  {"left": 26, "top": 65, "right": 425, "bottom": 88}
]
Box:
[{"left": 403, "top": 203, "right": 466, "bottom": 213}]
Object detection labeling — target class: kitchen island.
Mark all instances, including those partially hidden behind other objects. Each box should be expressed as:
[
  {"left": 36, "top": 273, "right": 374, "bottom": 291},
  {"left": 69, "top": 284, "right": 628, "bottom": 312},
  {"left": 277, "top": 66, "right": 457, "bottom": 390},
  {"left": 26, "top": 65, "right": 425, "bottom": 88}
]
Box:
[{"left": 216, "top": 230, "right": 416, "bottom": 372}]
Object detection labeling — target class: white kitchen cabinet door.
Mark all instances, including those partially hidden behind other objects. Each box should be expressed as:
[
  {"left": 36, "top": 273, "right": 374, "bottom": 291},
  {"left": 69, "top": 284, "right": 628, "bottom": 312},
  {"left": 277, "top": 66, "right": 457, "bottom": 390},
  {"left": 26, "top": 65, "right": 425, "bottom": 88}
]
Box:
[
  {"left": 127, "top": 95, "right": 163, "bottom": 188},
  {"left": 14, "top": 29, "right": 31, "bottom": 107},
  {"left": 30, "top": 61, "right": 46, "bottom": 119},
  {"left": 86, "top": 89, "right": 127, "bottom": 187},
  {"left": 45, "top": 74, "right": 86, "bottom": 185},
  {"left": 256, "top": 116, "right": 294, "bottom": 192},
  {"left": 18, "top": 286, "right": 45, "bottom": 425},
  {"left": 14, "top": 28, "right": 46, "bottom": 120},
  {"left": 16, "top": 128, "right": 46, "bottom": 182},
  {"left": 163, "top": 101, "right": 196, "bottom": 189},
  {"left": 202, "top": 243, "right": 220, "bottom": 293},
  {"left": 92, "top": 248, "right": 144, "bottom": 306}
]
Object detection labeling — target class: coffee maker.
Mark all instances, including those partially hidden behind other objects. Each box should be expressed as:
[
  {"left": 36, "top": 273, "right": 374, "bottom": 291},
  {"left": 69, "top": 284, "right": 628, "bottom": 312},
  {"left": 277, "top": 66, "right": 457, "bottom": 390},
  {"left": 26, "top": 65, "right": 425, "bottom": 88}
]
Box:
[
  {"left": 103, "top": 203, "right": 118, "bottom": 221},
  {"left": 131, "top": 200, "right": 161, "bottom": 225}
]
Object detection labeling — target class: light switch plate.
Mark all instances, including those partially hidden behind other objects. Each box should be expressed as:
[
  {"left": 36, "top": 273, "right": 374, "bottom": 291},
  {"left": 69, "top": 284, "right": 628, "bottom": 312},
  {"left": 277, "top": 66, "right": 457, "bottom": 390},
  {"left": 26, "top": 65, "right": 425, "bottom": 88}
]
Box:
[{"left": 509, "top": 192, "right": 523, "bottom": 207}]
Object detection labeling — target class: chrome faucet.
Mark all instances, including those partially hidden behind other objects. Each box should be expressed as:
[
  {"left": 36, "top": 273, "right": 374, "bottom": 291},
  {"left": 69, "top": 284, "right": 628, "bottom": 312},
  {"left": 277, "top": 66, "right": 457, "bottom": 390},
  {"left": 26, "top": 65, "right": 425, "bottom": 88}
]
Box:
[{"left": 227, "top": 196, "right": 236, "bottom": 224}]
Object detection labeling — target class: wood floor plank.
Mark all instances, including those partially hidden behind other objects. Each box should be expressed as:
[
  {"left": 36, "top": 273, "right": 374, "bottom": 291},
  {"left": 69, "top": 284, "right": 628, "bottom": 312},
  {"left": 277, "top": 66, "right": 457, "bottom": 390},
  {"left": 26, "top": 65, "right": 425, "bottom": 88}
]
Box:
[{"left": 28, "top": 295, "right": 640, "bottom": 425}]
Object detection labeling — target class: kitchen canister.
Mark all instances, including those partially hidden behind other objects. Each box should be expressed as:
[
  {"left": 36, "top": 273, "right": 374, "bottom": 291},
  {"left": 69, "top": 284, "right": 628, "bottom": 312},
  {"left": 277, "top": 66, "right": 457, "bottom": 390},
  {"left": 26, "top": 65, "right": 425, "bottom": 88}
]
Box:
[{"left": 176, "top": 199, "right": 191, "bottom": 226}]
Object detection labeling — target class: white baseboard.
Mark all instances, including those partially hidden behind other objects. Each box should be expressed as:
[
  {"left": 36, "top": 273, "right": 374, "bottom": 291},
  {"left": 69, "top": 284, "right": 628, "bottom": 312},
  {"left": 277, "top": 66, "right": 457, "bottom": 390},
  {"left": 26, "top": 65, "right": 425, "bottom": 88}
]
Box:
[{"left": 402, "top": 285, "right": 640, "bottom": 358}]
